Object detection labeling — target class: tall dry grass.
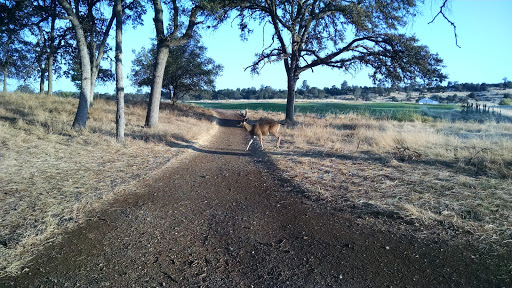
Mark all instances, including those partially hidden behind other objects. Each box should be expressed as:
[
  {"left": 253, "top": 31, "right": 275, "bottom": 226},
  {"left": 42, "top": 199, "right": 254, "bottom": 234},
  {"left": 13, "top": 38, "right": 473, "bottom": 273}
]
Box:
[
  {"left": 0, "top": 92, "right": 218, "bottom": 276},
  {"left": 248, "top": 109, "right": 512, "bottom": 244}
]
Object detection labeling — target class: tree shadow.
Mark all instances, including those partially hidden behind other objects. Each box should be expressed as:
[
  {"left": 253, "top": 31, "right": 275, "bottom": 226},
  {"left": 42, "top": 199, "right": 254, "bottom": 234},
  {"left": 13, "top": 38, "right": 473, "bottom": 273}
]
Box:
[
  {"left": 0, "top": 115, "right": 18, "bottom": 125},
  {"left": 261, "top": 146, "right": 497, "bottom": 180},
  {"left": 162, "top": 139, "right": 250, "bottom": 157},
  {"left": 247, "top": 141, "right": 504, "bottom": 225},
  {"left": 160, "top": 103, "right": 244, "bottom": 128},
  {"left": 247, "top": 145, "right": 411, "bottom": 222}
]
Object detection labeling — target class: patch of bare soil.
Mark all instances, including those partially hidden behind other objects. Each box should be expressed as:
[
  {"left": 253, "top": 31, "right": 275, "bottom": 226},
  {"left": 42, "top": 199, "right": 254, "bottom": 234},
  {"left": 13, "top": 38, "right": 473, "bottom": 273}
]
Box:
[{"left": 1, "top": 110, "right": 510, "bottom": 287}]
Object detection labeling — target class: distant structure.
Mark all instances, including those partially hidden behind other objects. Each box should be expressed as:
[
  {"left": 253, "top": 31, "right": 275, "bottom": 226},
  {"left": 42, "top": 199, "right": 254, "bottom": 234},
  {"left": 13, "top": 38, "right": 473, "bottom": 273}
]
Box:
[{"left": 418, "top": 97, "right": 439, "bottom": 105}]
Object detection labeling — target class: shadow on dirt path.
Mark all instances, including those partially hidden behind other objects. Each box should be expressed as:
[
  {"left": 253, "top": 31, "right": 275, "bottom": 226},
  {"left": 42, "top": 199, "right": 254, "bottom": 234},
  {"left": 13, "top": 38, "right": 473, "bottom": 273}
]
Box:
[{"left": 1, "top": 110, "right": 510, "bottom": 287}]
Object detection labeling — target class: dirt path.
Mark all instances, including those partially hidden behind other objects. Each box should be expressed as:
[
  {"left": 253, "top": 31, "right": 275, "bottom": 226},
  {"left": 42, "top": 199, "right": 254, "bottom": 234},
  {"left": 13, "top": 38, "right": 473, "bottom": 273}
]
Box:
[{"left": 1, "top": 110, "right": 510, "bottom": 287}]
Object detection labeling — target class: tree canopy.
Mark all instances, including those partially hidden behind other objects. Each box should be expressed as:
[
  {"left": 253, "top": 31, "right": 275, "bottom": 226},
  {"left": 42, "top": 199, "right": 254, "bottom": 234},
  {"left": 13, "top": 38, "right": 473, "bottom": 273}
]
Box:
[
  {"left": 130, "top": 37, "right": 223, "bottom": 102},
  {"left": 0, "top": 1, "right": 35, "bottom": 91}
]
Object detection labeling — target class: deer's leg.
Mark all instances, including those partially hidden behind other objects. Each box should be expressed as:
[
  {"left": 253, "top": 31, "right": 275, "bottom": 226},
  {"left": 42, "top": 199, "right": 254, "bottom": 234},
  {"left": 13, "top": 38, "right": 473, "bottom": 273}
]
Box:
[
  {"left": 258, "top": 135, "right": 264, "bottom": 150},
  {"left": 276, "top": 135, "right": 281, "bottom": 148},
  {"left": 246, "top": 136, "right": 255, "bottom": 150}
]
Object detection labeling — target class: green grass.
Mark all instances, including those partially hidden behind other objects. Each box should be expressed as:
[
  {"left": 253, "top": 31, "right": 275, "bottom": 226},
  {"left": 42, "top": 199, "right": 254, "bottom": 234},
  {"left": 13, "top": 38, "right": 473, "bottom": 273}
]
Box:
[{"left": 191, "top": 101, "right": 458, "bottom": 122}]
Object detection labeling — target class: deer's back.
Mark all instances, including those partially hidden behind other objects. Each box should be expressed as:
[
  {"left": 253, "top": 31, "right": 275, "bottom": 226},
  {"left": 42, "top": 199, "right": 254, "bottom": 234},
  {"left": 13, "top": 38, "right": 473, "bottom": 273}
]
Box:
[{"left": 255, "top": 120, "right": 279, "bottom": 136}]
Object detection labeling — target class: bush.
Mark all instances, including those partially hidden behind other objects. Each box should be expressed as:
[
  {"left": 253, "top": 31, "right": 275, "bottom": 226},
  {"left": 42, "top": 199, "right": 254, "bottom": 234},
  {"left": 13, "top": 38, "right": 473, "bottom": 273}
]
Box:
[
  {"left": 55, "top": 91, "right": 79, "bottom": 98},
  {"left": 499, "top": 98, "right": 512, "bottom": 105},
  {"left": 15, "top": 84, "right": 35, "bottom": 94},
  {"left": 392, "top": 110, "right": 422, "bottom": 122}
]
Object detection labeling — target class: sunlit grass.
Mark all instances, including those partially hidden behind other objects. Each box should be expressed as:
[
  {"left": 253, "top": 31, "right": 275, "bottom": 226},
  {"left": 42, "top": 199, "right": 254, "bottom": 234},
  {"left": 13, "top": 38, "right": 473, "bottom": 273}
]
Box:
[{"left": 246, "top": 108, "right": 512, "bottom": 244}]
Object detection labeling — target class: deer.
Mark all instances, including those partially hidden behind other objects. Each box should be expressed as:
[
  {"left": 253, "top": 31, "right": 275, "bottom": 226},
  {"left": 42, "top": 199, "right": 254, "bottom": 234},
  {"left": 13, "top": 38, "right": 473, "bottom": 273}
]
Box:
[{"left": 238, "top": 109, "right": 281, "bottom": 151}]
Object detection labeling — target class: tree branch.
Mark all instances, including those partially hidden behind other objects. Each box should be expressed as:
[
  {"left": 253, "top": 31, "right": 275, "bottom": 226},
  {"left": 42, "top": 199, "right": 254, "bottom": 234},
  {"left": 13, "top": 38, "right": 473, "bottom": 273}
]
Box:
[
  {"left": 244, "top": 47, "right": 286, "bottom": 74},
  {"left": 152, "top": 0, "right": 165, "bottom": 41},
  {"left": 170, "top": 0, "right": 179, "bottom": 37},
  {"left": 266, "top": 0, "right": 290, "bottom": 71},
  {"left": 94, "top": 11, "right": 115, "bottom": 68},
  {"left": 429, "top": 0, "right": 460, "bottom": 48},
  {"left": 299, "top": 36, "right": 376, "bottom": 72}
]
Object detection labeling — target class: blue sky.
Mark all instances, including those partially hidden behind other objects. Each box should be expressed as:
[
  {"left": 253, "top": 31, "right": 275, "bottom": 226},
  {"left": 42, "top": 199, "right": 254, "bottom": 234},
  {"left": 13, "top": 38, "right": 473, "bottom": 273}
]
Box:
[{"left": 41, "top": 0, "right": 512, "bottom": 93}]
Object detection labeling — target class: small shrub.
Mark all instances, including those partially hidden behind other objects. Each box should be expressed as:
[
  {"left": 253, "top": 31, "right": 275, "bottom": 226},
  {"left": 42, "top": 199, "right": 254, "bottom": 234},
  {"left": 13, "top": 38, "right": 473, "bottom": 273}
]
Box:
[
  {"left": 499, "top": 98, "right": 511, "bottom": 106},
  {"left": 15, "top": 84, "right": 35, "bottom": 94},
  {"left": 467, "top": 92, "right": 477, "bottom": 99},
  {"left": 392, "top": 145, "right": 422, "bottom": 161},
  {"left": 392, "top": 110, "right": 422, "bottom": 122}
]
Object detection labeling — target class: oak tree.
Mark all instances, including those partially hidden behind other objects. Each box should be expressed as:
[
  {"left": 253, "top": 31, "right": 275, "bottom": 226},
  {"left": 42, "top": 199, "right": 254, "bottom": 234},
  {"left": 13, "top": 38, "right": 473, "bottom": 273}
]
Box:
[
  {"left": 57, "top": 0, "right": 144, "bottom": 129},
  {"left": 131, "top": 37, "right": 222, "bottom": 103},
  {"left": 145, "top": 0, "right": 234, "bottom": 127},
  {"left": 237, "top": 0, "right": 448, "bottom": 122},
  {"left": 30, "top": 0, "right": 72, "bottom": 96},
  {"left": 0, "top": 0, "right": 34, "bottom": 92}
]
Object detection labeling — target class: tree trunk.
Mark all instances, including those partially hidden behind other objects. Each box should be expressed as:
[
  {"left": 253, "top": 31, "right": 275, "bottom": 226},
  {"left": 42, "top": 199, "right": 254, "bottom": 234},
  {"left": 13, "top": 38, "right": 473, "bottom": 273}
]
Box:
[
  {"left": 48, "top": 0, "right": 56, "bottom": 97},
  {"left": 87, "top": 12, "right": 115, "bottom": 108},
  {"left": 285, "top": 53, "right": 299, "bottom": 123},
  {"left": 145, "top": 44, "right": 169, "bottom": 128},
  {"left": 2, "top": 67, "right": 6, "bottom": 92},
  {"left": 145, "top": 0, "right": 198, "bottom": 128},
  {"left": 72, "top": 39, "right": 92, "bottom": 129},
  {"left": 48, "top": 53, "right": 54, "bottom": 96},
  {"left": 73, "top": 84, "right": 91, "bottom": 128},
  {"left": 58, "top": 0, "right": 92, "bottom": 129},
  {"left": 115, "top": 0, "right": 125, "bottom": 143},
  {"left": 39, "top": 69, "right": 45, "bottom": 95},
  {"left": 89, "top": 66, "right": 98, "bottom": 107},
  {"left": 286, "top": 72, "right": 297, "bottom": 123}
]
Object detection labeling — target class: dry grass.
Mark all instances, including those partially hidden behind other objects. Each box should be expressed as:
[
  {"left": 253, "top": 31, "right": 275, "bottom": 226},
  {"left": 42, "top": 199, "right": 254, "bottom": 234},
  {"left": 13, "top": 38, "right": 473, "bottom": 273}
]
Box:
[
  {"left": 0, "top": 92, "right": 218, "bottom": 276},
  {"left": 248, "top": 109, "right": 512, "bottom": 244}
]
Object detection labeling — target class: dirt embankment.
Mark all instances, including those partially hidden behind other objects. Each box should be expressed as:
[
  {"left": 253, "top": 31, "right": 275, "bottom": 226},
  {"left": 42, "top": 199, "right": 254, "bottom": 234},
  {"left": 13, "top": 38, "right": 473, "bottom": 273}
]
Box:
[{"left": 1, "top": 110, "right": 510, "bottom": 287}]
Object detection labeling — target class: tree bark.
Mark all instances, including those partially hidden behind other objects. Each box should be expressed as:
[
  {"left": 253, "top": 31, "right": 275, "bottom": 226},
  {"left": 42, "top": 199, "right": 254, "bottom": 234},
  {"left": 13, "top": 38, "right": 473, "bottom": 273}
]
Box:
[
  {"left": 2, "top": 67, "right": 7, "bottom": 92},
  {"left": 115, "top": 0, "right": 125, "bottom": 143},
  {"left": 48, "top": 0, "right": 56, "bottom": 97},
  {"left": 87, "top": 9, "right": 115, "bottom": 107},
  {"left": 145, "top": 44, "right": 169, "bottom": 127},
  {"left": 48, "top": 53, "right": 54, "bottom": 96},
  {"left": 286, "top": 73, "right": 297, "bottom": 123},
  {"left": 58, "top": 0, "right": 92, "bottom": 129},
  {"left": 89, "top": 67, "right": 98, "bottom": 107},
  {"left": 284, "top": 50, "right": 300, "bottom": 122},
  {"left": 145, "top": 0, "right": 166, "bottom": 128},
  {"left": 145, "top": 0, "right": 200, "bottom": 128},
  {"left": 39, "top": 69, "right": 45, "bottom": 95}
]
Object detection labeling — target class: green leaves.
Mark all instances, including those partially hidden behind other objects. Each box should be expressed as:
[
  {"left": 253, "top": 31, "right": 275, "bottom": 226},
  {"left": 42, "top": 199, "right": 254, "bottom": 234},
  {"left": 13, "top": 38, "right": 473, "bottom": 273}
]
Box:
[
  {"left": 361, "top": 34, "right": 447, "bottom": 86},
  {"left": 130, "top": 37, "right": 222, "bottom": 99},
  {"left": 239, "top": 0, "right": 445, "bottom": 87}
]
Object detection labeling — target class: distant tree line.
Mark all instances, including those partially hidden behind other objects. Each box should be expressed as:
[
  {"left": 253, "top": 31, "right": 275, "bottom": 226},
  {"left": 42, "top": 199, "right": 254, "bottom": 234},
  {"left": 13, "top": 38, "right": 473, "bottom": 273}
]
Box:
[
  {"left": 190, "top": 80, "right": 512, "bottom": 103},
  {"left": 18, "top": 79, "right": 509, "bottom": 105}
]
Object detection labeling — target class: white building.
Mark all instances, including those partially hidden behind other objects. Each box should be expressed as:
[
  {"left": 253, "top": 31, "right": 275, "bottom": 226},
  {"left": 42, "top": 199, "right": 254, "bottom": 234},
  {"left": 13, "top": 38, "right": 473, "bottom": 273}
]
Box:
[{"left": 418, "top": 98, "right": 439, "bottom": 105}]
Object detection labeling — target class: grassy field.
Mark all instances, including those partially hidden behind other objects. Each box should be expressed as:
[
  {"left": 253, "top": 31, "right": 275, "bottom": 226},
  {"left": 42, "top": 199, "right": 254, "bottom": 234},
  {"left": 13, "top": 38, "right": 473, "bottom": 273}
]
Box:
[
  {"left": 0, "top": 93, "right": 218, "bottom": 276},
  {"left": 244, "top": 108, "right": 512, "bottom": 247},
  {"left": 192, "top": 101, "right": 459, "bottom": 122}
]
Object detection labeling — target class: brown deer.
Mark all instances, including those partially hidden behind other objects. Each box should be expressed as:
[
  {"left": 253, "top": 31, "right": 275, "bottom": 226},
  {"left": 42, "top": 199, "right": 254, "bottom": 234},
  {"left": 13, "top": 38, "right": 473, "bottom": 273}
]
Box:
[{"left": 238, "top": 109, "right": 281, "bottom": 150}]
